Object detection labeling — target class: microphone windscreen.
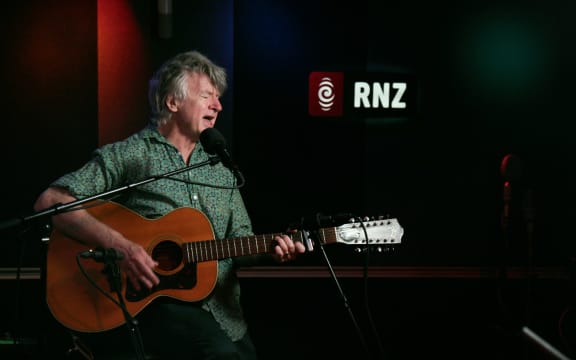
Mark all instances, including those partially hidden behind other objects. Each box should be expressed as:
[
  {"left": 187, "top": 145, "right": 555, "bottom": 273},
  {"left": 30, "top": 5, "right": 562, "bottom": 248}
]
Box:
[
  {"left": 200, "top": 128, "right": 227, "bottom": 155},
  {"left": 500, "top": 153, "right": 523, "bottom": 181}
]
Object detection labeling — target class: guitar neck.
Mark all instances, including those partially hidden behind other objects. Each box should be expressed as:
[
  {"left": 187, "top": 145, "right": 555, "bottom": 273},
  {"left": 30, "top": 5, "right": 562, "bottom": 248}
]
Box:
[
  {"left": 182, "top": 228, "right": 339, "bottom": 263},
  {"left": 181, "top": 216, "right": 401, "bottom": 264}
]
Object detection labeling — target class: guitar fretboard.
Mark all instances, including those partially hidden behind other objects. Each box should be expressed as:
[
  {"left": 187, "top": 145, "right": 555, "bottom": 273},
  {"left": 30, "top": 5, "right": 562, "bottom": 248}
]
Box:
[{"left": 183, "top": 230, "right": 318, "bottom": 263}]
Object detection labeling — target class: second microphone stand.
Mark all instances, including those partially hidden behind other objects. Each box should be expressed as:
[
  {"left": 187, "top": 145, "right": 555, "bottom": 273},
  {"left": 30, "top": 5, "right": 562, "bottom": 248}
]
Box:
[{"left": 305, "top": 214, "right": 375, "bottom": 360}]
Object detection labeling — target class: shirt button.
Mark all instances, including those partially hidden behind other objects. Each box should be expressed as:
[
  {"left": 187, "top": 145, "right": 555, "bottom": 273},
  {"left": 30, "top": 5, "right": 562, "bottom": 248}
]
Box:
[{"left": 192, "top": 194, "right": 199, "bottom": 201}]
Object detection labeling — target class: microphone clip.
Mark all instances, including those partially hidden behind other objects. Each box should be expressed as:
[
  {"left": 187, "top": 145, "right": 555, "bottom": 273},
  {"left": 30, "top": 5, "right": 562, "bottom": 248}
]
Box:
[{"left": 79, "top": 247, "right": 124, "bottom": 263}]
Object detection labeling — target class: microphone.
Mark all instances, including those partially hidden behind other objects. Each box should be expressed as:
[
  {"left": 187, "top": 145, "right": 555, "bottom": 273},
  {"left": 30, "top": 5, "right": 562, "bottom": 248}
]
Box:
[
  {"left": 79, "top": 247, "right": 124, "bottom": 263},
  {"left": 500, "top": 153, "right": 522, "bottom": 183},
  {"left": 200, "top": 128, "right": 236, "bottom": 169},
  {"left": 500, "top": 153, "right": 522, "bottom": 231},
  {"left": 200, "top": 128, "right": 244, "bottom": 184}
]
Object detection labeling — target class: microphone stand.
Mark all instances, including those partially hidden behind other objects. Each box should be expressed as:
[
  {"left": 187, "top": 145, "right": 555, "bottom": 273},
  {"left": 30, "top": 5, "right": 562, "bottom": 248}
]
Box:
[
  {"left": 0, "top": 156, "right": 221, "bottom": 358},
  {"left": 0, "top": 157, "right": 221, "bottom": 230},
  {"left": 103, "top": 253, "right": 147, "bottom": 360},
  {"left": 306, "top": 214, "right": 373, "bottom": 360}
]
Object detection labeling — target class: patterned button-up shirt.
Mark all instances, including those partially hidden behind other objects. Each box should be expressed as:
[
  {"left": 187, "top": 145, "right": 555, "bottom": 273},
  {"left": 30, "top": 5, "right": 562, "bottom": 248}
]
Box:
[{"left": 51, "top": 125, "right": 253, "bottom": 341}]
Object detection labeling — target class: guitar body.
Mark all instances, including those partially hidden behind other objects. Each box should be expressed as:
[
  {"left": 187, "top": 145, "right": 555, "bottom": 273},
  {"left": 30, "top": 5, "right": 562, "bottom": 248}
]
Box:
[{"left": 46, "top": 201, "right": 218, "bottom": 333}]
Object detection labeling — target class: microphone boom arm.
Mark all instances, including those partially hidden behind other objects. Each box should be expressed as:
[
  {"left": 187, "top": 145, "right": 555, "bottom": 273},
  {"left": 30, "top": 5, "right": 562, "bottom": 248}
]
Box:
[{"left": 0, "top": 158, "right": 219, "bottom": 231}]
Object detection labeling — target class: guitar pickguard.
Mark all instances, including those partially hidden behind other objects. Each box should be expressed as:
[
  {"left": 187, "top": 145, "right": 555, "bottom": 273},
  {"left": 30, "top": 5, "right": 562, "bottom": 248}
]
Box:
[{"left": 125, "top": 262, "right": 198, "bottom": 302}]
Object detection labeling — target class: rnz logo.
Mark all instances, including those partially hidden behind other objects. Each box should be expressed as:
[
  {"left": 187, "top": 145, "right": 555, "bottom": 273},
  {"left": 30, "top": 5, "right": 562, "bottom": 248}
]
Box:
[
  {"left": 309, "top": 71, "right": 412, "bottom": 117},
  {"left": 308, "top": 72, "right": 343, "bottom": 116}
]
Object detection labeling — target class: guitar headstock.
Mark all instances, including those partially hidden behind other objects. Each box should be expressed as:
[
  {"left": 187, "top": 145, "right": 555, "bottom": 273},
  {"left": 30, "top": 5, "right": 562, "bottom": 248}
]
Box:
[{"left": 320, "top": 217, "right": 404, "bottom": 246}]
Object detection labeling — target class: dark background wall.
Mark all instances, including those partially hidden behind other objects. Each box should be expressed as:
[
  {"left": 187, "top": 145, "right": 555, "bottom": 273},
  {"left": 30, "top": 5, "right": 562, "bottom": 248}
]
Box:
[
  {"left": 0, "top": 0, "right": 575, "bottom": 359},
  {"left": 233, "top": 0, "right": 576, "bottom": 268}
]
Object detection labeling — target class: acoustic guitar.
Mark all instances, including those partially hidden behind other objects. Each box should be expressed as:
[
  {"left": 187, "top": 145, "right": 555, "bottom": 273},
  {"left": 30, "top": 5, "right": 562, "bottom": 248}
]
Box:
[{"left": 45, "top": 201, "right": 403, "bottom": 333}]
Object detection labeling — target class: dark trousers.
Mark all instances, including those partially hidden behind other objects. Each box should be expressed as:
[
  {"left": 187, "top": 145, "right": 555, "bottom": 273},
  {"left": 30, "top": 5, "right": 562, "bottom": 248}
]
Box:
[{"left": 76, "top": 301, "right": 258, "bottom": 360}]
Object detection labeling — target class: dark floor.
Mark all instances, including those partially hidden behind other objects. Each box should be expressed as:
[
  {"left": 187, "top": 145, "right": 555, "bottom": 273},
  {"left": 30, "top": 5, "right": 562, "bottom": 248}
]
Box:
[{"left": 1, "top": 274, "right": 574, "bottom": 360}]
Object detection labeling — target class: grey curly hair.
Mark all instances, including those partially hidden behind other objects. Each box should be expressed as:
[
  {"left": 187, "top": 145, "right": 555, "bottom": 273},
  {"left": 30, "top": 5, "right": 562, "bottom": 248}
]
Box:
[{"left": 148, "top": 50, "right": 227, "bottom": 126}]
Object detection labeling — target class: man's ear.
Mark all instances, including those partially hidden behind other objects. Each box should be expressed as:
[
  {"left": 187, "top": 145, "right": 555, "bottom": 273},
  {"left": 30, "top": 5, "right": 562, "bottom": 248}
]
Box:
[{"left": 166, "top": 94, "right": 179, "bottom": 112}]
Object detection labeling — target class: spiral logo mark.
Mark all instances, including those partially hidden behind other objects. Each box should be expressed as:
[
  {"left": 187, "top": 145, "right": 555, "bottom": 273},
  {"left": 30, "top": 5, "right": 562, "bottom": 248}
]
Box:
[
  {"left": 308, "top": 71, "right": 343, "bottom": 116},
  {"left": 317, "top": 77, "right": 335, "bottom": 111}
]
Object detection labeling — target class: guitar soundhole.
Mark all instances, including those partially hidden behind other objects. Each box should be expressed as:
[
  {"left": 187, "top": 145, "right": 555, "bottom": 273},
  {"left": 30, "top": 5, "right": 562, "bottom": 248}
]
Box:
[
  {"left": 125, "top": 239, "right": 198, "bottom": 302},
  {"left": 152, "top": 240, "right": 183, "bottom": 271}
]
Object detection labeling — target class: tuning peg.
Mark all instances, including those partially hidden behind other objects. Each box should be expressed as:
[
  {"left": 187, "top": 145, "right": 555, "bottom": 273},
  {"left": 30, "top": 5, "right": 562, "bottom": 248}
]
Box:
[{"left": 355, "top": 245, "right": 398, "bottom": 254}]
